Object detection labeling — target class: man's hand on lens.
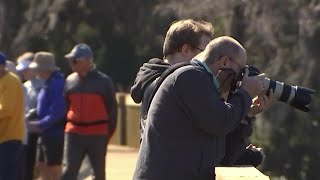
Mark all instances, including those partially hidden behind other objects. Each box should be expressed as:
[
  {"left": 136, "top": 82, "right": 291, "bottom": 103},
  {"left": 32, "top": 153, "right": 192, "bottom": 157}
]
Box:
[
  {"left": 247, "top": 89, "right": 275, "bottom": 117},
  {"left": 240, "top": 68, "right": 265, "bottom": 98}
]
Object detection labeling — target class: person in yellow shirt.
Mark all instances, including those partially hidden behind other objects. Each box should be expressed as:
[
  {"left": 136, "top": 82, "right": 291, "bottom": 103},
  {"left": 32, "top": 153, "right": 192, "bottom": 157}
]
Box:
[{"left": 0, "top": 52, "right": 25, "bottom": 180}]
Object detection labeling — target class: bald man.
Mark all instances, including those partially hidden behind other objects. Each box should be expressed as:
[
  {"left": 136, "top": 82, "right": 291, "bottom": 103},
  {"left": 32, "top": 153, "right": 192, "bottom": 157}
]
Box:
[{"left": 133, "top": 36, "right": 265, "bottom": 180}]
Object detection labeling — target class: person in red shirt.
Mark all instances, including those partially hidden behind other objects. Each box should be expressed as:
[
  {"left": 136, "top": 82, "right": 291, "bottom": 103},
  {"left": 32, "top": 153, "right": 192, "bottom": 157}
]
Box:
[{"left": 62, "top": 43, "right": 117, "bottom": 180}]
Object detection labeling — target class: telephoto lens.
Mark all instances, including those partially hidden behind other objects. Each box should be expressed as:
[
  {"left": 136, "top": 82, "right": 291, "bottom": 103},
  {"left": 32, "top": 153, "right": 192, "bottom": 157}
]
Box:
[{"left": 244, "top": 66, "right": 315, "bottom": 112}]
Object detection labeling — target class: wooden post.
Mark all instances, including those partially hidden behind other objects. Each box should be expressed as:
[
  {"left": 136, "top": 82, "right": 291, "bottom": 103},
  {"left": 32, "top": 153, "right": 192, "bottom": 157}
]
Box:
[{"left": 118, "top": 93, "right": 127, "bottom": 145}]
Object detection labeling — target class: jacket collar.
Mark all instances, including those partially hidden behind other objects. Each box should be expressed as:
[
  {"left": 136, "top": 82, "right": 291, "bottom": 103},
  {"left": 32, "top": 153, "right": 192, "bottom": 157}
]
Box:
[{"left": 191, "top": 59, "right": 220, "bottom": 92}]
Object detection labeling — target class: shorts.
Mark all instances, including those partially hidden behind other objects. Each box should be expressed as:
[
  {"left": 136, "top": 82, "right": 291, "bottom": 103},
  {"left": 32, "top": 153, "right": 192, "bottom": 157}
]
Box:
[{"left": 38, "top": 136, "right": 64, "bottom": 166}]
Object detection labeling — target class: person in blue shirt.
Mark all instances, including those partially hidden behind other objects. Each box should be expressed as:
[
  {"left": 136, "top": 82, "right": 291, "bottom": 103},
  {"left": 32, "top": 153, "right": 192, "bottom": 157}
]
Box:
[{"left": 28, "top": 51, "right": 66, "bottom": 180}]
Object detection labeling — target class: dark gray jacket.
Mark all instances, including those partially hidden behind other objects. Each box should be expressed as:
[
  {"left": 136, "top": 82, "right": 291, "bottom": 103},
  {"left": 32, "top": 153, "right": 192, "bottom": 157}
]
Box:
[
  {"left": 133, "top": 60, "right": 252, "bottom": 180},
  {"left": 131, "top": 58, "right": 170, "bottom": 140}
]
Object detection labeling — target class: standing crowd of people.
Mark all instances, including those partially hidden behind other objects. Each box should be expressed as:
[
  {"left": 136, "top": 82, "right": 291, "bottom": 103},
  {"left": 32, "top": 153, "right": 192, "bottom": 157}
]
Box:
[{"left": 0, "top": 44, "right": 117, "bottom": 180}]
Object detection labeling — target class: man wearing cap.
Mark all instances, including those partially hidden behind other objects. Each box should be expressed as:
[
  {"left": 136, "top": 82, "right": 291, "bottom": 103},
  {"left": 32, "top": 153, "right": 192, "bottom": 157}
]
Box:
[
  {"left": 61, "top": 43, "right": 117, "bottom": 180},
  {"left": 16, "top": 52, "right": 44, "bottom": 180},
  {"left": 28, "top": 51, "right": 66, "bottom": 180},
  {"left": 0, "top": 51, "right": 25, "bottom": 180}
]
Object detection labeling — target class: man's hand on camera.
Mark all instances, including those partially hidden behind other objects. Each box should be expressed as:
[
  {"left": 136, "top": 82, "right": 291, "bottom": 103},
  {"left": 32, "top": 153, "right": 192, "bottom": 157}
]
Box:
[
  {"left": 240, "top": 68, "right": 265, "bottom": 98},
  {"left": 247, "top": 89, "right": 275, "bottom": 117}
]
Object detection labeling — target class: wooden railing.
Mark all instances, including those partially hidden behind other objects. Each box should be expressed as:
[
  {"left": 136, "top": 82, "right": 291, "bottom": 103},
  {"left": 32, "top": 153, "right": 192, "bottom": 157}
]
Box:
[
  {"left": 109, "top": 93, "right": 141, "bottom": 147},
  {"left": 215, "top": 166, "right": 270, "bottom": 179}
]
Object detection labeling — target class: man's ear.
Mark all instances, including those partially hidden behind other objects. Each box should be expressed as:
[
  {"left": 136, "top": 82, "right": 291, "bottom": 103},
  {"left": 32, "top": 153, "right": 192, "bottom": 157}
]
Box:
[
  {"left": 219, "top": 56, "right": 228, "bottom": 67},
  {"left": 181, "top": 44, "right": 191, "bottom": 56}
]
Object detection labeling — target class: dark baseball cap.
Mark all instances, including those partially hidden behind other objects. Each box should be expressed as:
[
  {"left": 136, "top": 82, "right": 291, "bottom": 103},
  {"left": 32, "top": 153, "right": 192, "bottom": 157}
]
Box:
[{"left": 64, "top": 43, "right": 93, "bottom": 59}]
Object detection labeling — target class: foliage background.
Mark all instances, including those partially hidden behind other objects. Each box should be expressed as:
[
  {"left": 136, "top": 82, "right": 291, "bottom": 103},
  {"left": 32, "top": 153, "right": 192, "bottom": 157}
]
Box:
[{"left": 0, "top": 0, "right": 319, "bottom": 179}]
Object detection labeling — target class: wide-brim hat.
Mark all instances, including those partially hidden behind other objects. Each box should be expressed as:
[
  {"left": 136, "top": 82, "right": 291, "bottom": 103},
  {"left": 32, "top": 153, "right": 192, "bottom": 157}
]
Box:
[{"left": 29, "top": 51, "right": 59, "bottom": 71}]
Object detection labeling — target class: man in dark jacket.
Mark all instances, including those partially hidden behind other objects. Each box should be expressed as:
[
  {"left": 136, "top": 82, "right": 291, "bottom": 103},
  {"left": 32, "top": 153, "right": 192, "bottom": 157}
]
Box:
[
  {"left": 131, "top": 19, "right": 214, "bottom": 141},
  {"left": 133, "top": 36, "right": 266, "bottom": 180}
]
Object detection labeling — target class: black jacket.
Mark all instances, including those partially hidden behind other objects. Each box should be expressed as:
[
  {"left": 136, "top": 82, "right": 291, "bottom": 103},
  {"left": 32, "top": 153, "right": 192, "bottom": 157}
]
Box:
[
  {"left": 130, "top": 58, "right": 170, "bottom": 140},
  {"left": 133, "top": 60, "right": 252, "bottom": 180},
  {"left": 221, "top": 116, "right": 264, "bottom": 167}
]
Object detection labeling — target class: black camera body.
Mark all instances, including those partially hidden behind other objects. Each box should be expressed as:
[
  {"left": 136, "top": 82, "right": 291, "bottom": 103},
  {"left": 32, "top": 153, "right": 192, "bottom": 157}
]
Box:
[{"left": 241, "top": 66, "right": 315, "bottom": 112}]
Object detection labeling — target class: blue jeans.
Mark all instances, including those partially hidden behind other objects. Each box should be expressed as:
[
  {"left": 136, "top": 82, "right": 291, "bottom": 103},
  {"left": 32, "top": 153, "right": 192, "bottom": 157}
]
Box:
[{"left": 0, "top": 140, "right": 23, "bottom": 180}]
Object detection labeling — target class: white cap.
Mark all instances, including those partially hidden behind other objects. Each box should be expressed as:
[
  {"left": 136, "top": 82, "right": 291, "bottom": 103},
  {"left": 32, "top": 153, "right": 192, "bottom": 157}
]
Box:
[{"left": 16, "top": 60, "right": 32, "bottom": 71}]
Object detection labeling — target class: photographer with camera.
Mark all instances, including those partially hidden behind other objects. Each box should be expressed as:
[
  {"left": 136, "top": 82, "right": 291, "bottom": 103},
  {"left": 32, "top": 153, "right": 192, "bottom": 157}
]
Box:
[
  {"left": 131, "top": 19, "right": 277, "bottom": 169},
  {"left": 220, "top": 59, "right": 315, "bottom": 167},
  {"left": 133, "top": 36, "right": 266, "bottom": 180}
]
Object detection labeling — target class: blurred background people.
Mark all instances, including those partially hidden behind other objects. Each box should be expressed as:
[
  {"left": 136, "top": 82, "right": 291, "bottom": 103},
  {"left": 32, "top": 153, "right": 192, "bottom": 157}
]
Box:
[
  {"left": 28, "top": 52, "right": 66, "bottom": 180},
  {"left": 61, "top": 43, "right": 117, "bottom": 180},
  {"left": 16, "top": 52, "right": 44, "bottom": 180},
  {"left": 0, "top": 51, "right": 25, "bottom": 180}
]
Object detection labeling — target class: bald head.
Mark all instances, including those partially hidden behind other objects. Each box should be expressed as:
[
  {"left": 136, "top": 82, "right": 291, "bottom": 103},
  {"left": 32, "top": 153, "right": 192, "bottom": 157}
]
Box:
[{"left": 196, "top": 36, "right": 247, "bottom": 65}]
